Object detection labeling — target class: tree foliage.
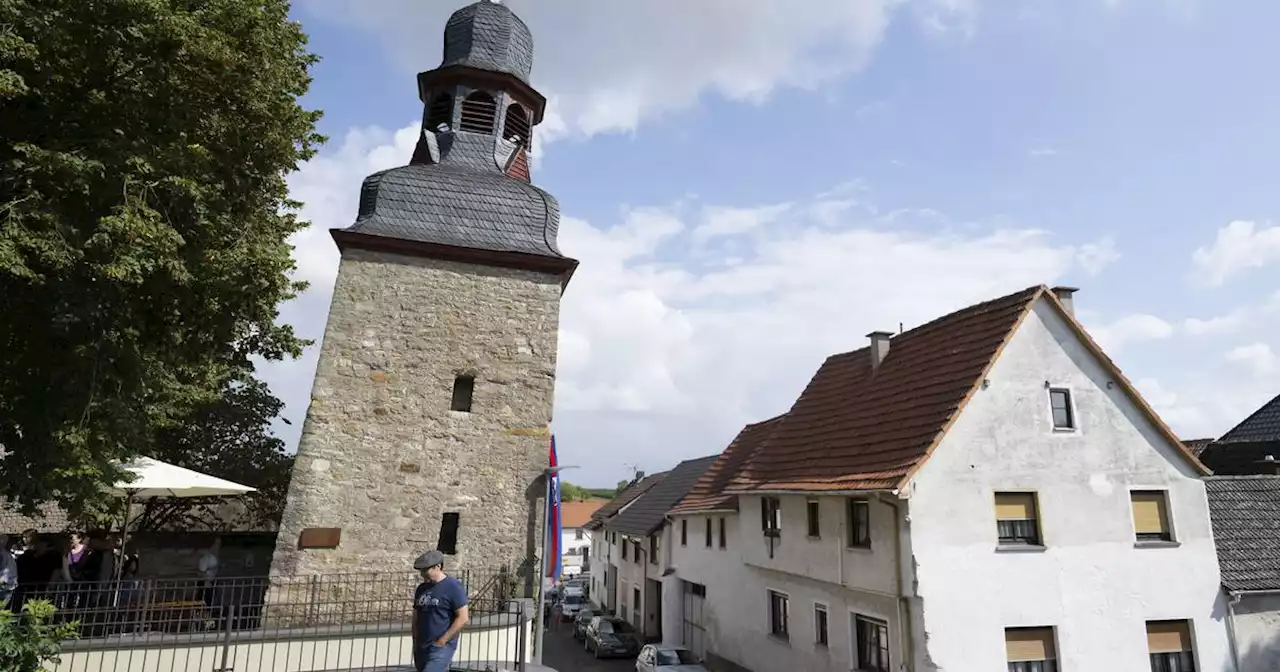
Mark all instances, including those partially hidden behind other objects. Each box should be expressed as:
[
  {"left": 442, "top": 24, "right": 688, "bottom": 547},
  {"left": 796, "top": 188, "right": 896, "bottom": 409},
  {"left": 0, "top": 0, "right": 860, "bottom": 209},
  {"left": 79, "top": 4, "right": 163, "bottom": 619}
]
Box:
[
  {"left": 0, "top": 601, "right": 79, "bottom": 672},
  {"left": 0, "top": 0, "right": 323, "bottom": 516}
]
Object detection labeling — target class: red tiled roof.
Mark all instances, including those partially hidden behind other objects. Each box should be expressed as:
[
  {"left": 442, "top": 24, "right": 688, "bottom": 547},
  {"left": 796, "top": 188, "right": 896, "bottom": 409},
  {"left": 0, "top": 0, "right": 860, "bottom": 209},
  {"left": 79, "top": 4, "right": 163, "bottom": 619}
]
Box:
[
  {"left": 669, "top": 415, "right": 785, "bottom": 514},
  {"left": 726, "top": 285, "right": 1209, "bottom": 493},
  {"left": 562, "top": 499, "right": 607, "bottom": 529}
]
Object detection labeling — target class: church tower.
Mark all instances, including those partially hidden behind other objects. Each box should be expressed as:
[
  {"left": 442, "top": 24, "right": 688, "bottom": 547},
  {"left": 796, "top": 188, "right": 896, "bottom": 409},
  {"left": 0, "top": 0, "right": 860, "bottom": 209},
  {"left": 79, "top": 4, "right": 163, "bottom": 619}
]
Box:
[{"left": 271, "top": 0, "right": 576, "bottom": 578}]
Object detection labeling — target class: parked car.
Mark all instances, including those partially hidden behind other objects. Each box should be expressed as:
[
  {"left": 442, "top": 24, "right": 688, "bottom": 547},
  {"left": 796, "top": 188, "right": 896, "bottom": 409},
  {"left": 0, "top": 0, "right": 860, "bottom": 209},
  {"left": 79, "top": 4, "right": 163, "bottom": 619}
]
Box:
[
  {"left": 560, "top": 588, "right": 586, "bottom": 621},
  {"left": 584, "top": 615, "right": 641, "bottom": 659},
  {"left": 573, "top": 608, "right": 603, "bottom": 640},
  {"left": 635, "top": 645, "right": 707, "bottom": 671}
]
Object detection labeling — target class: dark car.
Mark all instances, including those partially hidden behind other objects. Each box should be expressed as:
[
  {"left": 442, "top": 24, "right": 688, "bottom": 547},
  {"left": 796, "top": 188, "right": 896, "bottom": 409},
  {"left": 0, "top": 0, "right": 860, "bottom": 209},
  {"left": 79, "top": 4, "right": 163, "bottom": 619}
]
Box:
[
  {"left": 584, "top": 616, "right": 641, "bottom": 659},
  {"left": 573, "top": 608, "right": 603, "bottom": 640}
]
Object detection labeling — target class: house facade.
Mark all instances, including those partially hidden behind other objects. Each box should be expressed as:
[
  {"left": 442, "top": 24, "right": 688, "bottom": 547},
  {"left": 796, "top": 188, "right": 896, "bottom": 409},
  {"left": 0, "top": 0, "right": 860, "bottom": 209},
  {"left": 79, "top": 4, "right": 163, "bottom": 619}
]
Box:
[
  {"left": 585, "top": 472, "right": 667, "bottom": 616},
  {"left": 560, "top": 499, "right": 605, "bottom": 578},
  {"left": 665, "top": 285, "right": 1234, "bottom": 672}
]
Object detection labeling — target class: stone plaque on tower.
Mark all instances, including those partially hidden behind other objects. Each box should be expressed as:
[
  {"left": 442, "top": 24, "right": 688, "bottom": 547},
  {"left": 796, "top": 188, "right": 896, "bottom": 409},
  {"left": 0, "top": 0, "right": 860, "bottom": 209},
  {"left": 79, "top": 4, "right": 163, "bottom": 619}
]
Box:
[{"left": 270, "top": 0, "right": 576, "bottom": 580}]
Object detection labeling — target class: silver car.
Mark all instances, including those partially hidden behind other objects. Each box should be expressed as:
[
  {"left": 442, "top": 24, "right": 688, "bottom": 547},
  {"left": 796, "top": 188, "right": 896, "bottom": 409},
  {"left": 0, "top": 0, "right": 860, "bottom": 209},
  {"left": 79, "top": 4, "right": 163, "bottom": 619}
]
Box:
[{"left": 635, "top": 644, "right": 708, "bottom": 672}]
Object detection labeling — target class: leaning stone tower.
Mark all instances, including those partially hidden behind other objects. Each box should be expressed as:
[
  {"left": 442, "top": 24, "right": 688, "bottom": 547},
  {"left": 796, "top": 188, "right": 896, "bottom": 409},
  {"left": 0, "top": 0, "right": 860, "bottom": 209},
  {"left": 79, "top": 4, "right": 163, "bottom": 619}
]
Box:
[{"left": 270, "top": 0, "right": 576, "bottom": 579}]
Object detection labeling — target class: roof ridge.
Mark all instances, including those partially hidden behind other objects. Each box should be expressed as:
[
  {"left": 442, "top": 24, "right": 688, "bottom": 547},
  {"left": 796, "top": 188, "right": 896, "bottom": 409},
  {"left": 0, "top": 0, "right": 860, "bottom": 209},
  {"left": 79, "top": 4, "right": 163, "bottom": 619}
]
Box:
[{"left": 1218, "top": 392, "right": 1280, "bottom": 443}]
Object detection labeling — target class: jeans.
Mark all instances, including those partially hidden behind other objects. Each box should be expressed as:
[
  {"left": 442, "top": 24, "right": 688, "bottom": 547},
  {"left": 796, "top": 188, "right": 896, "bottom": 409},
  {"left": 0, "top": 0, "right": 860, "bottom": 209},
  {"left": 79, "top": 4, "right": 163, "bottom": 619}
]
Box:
[{"left": 414, "top": 641, "right": 457, "bottom": 672}]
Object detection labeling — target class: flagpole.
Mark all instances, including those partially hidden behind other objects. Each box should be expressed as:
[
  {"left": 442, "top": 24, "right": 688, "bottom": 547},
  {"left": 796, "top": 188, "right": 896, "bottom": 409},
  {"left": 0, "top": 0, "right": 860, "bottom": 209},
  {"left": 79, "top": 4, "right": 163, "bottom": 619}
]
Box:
[{"left": 533, "top": 453, "right": 576, "bottom": 665}]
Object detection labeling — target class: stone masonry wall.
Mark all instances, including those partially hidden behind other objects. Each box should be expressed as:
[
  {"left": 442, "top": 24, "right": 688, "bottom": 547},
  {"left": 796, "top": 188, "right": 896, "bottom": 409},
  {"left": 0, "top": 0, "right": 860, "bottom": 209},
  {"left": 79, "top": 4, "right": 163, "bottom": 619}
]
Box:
[{"left": 270, "top": 249, "right": 562, "bottom": 578}]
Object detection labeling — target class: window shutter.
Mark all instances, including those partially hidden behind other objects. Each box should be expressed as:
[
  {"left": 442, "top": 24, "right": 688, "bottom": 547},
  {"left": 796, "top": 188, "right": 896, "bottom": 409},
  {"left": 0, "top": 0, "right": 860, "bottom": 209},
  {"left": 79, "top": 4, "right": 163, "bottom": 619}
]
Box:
[
  {"left": 1005, "top": 627, "right": 1056, "bottom": 662},
  {"left": 1147, "top": 620, "right": 1192, "bottom": 654},
  {"left": 994, "top": 493, "right": 1036, "bottom": 521},
  {"left": 1131, "top": 492, "right": 1169, "bottom": 535}
]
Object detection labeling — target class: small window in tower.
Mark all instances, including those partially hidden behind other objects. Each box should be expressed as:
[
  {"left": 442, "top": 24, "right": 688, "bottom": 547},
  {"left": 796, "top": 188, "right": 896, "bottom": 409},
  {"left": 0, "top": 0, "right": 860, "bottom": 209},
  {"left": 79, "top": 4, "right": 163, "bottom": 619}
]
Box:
[
  {"left": 438, "top": 512, "right": 460, "bottom": 555},
  {"left": 425, "top": 93, "right": 453, "bottom": 131},
  {"left": 503, "top": 103, "right": 531, "bottom": 145},
  {"left": 459, "top": 91, "right": 498, "bottom": 134},
  {"left": 451, "top": 375, "right": 475, "bottom": 412}
]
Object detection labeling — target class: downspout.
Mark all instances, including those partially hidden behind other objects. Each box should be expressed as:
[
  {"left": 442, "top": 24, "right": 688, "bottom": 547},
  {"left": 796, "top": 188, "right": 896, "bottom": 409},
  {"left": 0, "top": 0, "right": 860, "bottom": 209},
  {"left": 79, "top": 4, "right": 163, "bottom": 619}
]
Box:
[
  {"left": 879, "top": 494, "right": 915, "bottom": 672},
  {"left": 1225, "top": 591, "right": 1242, "bottom": 672}
]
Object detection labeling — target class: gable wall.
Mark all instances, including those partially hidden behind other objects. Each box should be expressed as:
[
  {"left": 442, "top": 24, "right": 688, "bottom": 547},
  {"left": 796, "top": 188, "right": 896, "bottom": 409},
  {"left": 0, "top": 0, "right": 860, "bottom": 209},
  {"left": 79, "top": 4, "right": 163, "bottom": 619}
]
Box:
[{"left": 906, "top": 298, "right": 1232, "bottom": 671}]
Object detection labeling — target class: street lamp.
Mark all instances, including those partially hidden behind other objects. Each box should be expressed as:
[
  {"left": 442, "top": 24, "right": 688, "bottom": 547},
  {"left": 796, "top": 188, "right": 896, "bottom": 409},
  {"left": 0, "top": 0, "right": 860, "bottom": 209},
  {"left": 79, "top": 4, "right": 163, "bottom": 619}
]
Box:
[{"left": 534, "top": 464, "right": 577, "bottom": 665}]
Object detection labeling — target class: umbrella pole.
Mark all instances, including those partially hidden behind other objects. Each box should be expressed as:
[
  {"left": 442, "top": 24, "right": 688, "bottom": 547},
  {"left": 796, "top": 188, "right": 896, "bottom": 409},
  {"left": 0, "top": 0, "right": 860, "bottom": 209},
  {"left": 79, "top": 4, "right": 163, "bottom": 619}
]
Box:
[{"left": 117, "top": 491, "right": 132, "bottom": 581}]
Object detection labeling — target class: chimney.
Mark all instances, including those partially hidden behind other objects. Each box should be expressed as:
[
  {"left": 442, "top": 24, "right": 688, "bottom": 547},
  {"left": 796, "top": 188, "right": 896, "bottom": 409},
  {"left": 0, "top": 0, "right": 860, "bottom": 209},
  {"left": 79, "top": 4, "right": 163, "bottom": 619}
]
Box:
[
  {"left": 867, "top": 331, "right": 893, "bottom": 372},
  {"left": 1255, "top": 455, "right": 1280, "bottom": 476},
  {"left": 1051, "top": 286, "right": 1079, "bottom": 316}
]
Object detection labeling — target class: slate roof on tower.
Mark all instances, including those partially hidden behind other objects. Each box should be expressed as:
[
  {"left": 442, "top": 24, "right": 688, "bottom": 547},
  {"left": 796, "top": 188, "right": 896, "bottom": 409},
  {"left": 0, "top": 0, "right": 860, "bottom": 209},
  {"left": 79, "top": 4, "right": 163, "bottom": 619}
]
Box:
[
  {"left": 442, "top": 1, "right": 535, "bottom": 83},
  {"left": 607, "top": 455, "right": 720, "bottom": 537},
  {"left": 1205, "top": 476, "right": 1280, "bottom": 592},
  {"left": 333, "top": 1, "right": 574, "bottom": 273},
  {"left": 724, "top": 285, "right": 1208, "bottom": 493}
]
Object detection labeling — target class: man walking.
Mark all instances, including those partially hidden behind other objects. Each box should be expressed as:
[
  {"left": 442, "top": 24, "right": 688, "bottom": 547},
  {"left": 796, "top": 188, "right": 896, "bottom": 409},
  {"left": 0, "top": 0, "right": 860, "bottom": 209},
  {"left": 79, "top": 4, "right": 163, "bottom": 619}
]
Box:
[{"left": 411, "top": 550, "right": 469, "bottom": 672}]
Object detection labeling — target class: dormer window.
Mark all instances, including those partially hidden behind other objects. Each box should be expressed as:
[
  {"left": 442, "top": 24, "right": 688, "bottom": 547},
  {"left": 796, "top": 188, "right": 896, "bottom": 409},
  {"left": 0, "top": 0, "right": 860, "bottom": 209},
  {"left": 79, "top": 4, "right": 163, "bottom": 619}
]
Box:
[
  {"left": 502, "top": 103, "right": 531, "bottom": 145},
  {"left": 459, "top": 91, "right": 497, "bottom": 133},
  {"left": 425, "top": 93, "right": 453, "bottom": 131}
]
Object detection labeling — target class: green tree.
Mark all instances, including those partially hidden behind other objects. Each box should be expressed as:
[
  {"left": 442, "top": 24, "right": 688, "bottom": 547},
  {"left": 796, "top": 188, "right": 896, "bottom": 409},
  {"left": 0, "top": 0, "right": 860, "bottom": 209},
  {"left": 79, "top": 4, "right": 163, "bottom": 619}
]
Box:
[
  {"left": 0, "top": 601, "right": 80, "bottom": 672},
  {"left": 0, "top": 0, "right": 323, "bottom": 516}
]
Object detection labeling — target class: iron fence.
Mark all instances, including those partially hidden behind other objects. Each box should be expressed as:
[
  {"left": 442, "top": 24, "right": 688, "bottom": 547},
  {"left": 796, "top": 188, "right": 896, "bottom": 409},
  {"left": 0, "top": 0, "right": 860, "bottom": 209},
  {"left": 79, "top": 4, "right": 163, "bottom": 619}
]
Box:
[{"left": 11, "top": 570, "right": 532, "bottom": 672}]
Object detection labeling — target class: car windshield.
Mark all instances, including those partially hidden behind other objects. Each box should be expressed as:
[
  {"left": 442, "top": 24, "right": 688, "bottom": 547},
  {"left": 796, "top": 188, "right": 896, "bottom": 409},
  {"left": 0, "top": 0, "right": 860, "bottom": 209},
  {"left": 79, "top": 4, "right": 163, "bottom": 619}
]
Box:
[
  {"left": 565, "top": 594, "right": 583, "bottom": 605},
  {"left": 611, "top": 620, "right": 635, "bottom": 633},
  {"left": 656, "top": 649, "right": 699, "bottom": 664},
  {"left": 596, "top": 621, "right": 615, "bottom": 633}
]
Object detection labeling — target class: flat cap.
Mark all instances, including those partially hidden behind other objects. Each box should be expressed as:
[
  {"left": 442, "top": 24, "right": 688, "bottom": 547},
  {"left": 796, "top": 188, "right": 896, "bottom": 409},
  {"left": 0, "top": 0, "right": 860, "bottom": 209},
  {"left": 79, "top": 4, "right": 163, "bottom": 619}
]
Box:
[{"left": 414, "top": 550, "right": 446, "bottom": 570}]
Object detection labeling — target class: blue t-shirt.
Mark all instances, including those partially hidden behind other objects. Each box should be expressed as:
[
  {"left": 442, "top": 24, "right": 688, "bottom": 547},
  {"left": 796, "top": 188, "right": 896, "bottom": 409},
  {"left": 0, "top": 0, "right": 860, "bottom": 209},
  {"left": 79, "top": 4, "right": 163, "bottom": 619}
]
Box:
[{"left": 413, "top": 575, "right": 468, "bottom": 647}]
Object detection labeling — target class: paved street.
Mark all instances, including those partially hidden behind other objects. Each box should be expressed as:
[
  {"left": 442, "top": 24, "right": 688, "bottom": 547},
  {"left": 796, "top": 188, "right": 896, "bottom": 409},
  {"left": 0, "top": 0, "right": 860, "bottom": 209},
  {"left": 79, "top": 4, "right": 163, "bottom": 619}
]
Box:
[{"left": 541, "top": 617, "right": 635, "bottom": 672}]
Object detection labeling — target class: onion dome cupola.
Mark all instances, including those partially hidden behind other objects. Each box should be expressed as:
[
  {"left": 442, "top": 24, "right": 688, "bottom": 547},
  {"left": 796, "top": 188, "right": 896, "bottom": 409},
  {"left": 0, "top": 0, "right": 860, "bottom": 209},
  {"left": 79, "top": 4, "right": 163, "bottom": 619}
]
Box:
[{"left": 333, "top": 0, "right": 574, "bottom": 279}]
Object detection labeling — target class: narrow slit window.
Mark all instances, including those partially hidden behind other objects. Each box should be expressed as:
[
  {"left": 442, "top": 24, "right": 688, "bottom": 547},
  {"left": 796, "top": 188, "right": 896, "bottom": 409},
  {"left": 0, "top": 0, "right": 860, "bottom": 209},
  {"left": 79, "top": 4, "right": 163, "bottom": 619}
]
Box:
[
  {"left": 705, "top": 517, "right": 712, "bottom": 547},
  {"left": 995, "top": 492, "right": 1042, "bottom": 546},
  {"left": 1132, "top": 490, "right": 1173, "bottom": 542},
  {"left": 438, "top": 512, "right": 460, "bottom": 555},
  {"left": 451, "top": 375, "right": 475, "bottom": 412},
  {"left": 814, "top": 603, "right": 829, "bottom": 647},
  {"left": 459, "top": 91, "right": 498, "bottom": 134},
  {"left": 847, "top": 499, "right": 871, "bottom": 549},
  {"left": 718, "top": 517, "right": 726, "bottom": 549},
  {"left": 680, "top": 519, "right": 687, "bottom": 546},
  {"left": 806, "top": 499, "right": 821, "bottom": 538},
  {"left": 1049, "top": 388, "right": 1075, "bottom": 430}
]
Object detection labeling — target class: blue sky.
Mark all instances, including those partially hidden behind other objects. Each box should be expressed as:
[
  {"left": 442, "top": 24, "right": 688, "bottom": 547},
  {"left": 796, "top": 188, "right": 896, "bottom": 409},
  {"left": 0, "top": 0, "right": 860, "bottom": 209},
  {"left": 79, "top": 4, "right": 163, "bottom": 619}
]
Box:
[{"left": 261, "top": 0, "right": 1280, "bottom": 487}]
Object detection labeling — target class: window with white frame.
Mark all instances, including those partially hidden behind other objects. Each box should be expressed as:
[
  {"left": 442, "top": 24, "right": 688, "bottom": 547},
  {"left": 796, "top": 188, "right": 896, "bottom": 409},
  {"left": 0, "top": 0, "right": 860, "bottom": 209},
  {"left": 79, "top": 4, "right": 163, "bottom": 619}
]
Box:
[
  {"left": 1006, "top": 627, "right": 1057, "bottom": 672},
  {"left": 761, "top": 497, "right": 782, "bottom": 537},
  {"left": 1048, "top": 388, "right": 1074, "bottom": 430},
  {"left": 767, "top": 590, "right": 789, "bottom": 640},
  {"left": 814, "top": 603, "right": 829, "bottom": 647},
  {"left": 854, "top": 614, "right": 889, "bottom": 672}
]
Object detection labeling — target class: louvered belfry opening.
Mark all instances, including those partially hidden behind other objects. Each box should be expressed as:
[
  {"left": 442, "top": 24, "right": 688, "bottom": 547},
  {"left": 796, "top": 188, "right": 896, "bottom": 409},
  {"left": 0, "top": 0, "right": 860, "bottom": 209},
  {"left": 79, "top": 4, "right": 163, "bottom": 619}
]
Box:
[
  {"left": 502, "top": 103, "right": 531, "bottom": 145},
  {"left": 425, "top": 93, "right": 453, "bottom": 131},
  {"left": 459, "top": 91, "right": 498, "bottom": 133}
]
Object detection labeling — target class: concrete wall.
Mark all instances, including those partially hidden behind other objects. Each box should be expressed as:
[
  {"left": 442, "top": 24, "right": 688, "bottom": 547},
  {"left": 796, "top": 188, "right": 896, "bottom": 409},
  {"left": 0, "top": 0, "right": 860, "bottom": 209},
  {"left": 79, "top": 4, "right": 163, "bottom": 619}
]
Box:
[
  {"left": 272, "top": 251, "right": 563, "bottom": 576},
  {"left": 1232, "top": 593, "right": 1280, "bottom": 672},
  {"left": 50, "top": 619, "right": 530, "bottom": 672},
  {"left": 906, "top": 299, "right": 1233, "bottom": 672},
  {"left": 669, "top": 509, "right": 904, "bottom": 672}
]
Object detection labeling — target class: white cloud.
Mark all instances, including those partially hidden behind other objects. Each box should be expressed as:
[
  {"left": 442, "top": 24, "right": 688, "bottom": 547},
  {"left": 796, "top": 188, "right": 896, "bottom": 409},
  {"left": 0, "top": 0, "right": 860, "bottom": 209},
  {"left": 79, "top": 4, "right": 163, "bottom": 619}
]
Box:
[
  {"left": 1184, "top": 313, "right": 1244, "bottom": 336},
  {"left": 1028, "top": 147, "right": 1059, "bottom": 157},
  {"left": 264, "top": 121, "right": 1135, "bottom": 479},
  {"left": 299, "top": 0, "right": 982, "bottom": 143},
  {"left": 1192, "top": 220, "right": 1280, "bottom": 286},
  {"left": 1225, "top": 342, "right": 1278, "bottom": 376},
  {"left": 1088, "top": 313, "right": 1174, "bottom": 353},
  {"left": 1075, "top": 236, "right": 1120, "bottom": 275}
]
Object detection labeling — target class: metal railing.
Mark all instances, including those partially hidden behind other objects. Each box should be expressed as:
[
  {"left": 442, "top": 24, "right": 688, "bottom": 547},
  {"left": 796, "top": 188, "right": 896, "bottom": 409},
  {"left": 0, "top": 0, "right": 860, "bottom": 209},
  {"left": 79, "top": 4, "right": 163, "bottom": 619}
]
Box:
[{"left": 11, "top": 570, "right": 531, "bottom": 672}]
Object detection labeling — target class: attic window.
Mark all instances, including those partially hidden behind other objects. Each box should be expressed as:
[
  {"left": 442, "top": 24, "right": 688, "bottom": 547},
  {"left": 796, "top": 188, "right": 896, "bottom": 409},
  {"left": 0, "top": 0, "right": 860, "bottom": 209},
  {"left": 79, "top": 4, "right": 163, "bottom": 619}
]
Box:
[
  {"left": 459, "top": 91, "right": 497, "bottom": 134},
  {"left": 451, "top": 375, "right": 475, "bottom": 412},
  {"left": 503, "top": 103, "right": 531, "bottom": 145},
  {"left": 425, "top": 93, "right": 453, "bottom": 131},
  {"left": 438, "top": 512, "right": 460, "bottom": 555}
]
